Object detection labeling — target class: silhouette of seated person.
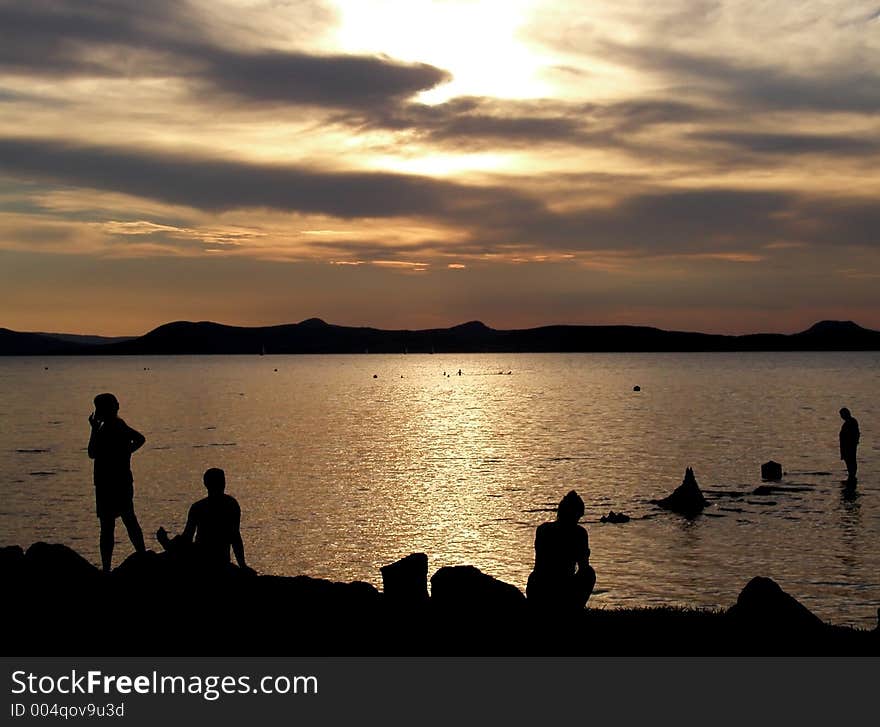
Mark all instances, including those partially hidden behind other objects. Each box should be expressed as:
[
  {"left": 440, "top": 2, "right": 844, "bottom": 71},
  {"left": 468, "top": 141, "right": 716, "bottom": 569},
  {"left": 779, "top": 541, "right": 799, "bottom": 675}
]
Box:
[
  {"left": 526, "top": 490, "right": 596, "bottom": 612},
  {"left": 157, "top": 468, "right": 252, "bottom": 573}
]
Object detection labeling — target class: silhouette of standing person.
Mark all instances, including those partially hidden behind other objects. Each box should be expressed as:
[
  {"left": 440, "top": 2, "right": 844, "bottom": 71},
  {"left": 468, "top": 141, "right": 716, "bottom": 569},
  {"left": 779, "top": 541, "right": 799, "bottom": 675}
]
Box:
[
  {"left": 526, "top": 490, "right": 596, "bottom": 612},
  {"left": 157, "top": 468, "right": 249, "bottom": 571},
  {"left": 839, "top": 407, "right": 860, "bottom": 483},
  {"left": 87, "top": 393, "right": 146, "bottom": 572}
]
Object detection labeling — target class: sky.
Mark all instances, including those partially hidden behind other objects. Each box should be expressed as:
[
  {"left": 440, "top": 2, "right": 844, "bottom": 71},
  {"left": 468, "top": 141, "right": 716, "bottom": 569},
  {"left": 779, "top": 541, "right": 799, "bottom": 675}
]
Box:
[{"left": 0, "top": 0, "right": 878, "bottom": 335}]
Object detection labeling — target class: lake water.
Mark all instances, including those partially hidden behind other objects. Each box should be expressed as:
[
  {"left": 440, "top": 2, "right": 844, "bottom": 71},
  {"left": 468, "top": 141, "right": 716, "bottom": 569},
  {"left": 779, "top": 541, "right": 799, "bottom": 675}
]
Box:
[{"left": 1, "top": 353, "right": 878, "bottom": 627}]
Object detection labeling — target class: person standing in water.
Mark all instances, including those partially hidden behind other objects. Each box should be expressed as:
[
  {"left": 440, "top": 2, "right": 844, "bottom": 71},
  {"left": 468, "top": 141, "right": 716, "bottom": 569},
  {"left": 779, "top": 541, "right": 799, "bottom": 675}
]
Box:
[
  {"left": 87, "top": 393, "right": 147, "bottom": 571},
  {"left": 839, "top": 407, "right": 860, "bottom": 484}
]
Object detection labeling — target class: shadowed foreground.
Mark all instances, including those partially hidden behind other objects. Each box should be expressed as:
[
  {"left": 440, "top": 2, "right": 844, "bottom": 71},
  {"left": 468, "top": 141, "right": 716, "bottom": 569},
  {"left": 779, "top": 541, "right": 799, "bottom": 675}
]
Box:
[{"left": 2, "top": 543, "right": 877, "bottom": 655}]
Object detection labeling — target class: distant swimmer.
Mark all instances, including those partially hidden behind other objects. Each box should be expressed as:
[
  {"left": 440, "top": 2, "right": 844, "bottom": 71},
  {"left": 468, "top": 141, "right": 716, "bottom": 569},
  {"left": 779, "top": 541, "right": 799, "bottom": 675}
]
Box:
[
  {"left": 87, "top": 393, "right": 147, "bottom": 572},
  {"left": 157, "top": 468, "right": 250, "bottom": 571},
  {"left": 839, "top": 408, "right": 860, "bottom": 484}
]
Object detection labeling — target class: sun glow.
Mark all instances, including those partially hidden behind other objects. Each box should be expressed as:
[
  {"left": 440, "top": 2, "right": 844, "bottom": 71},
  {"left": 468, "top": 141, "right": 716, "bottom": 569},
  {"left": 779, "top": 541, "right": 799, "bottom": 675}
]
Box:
[
  {"left": 332, "top": 0, "right": 551, "bottom": 101},
  {"left": 367, "top": 150, "right": 512, "bottom": 176}
]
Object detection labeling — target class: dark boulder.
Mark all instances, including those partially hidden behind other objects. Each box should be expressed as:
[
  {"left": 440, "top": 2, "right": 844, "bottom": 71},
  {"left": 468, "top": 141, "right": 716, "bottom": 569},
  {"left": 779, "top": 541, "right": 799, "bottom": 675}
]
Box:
[
  {"left": 24, "top": 542, "right": 101, "bottom": 583},
  {"left": 651, "top": 467, "right": 709, "bottom": 517},
  {"left": 726, "top": 576, "right": 824, "bottom": 632},
  {"left": 0, "top": 544, "right": 25, "bottom": 577},
  {"left": 761, "top": 461, "right": 783, "bottom": 481},
  {"left": 381, "top": 553, "right": 429, "bottom": 605},
  {"left": 430, "top": 565, "right": 525, "bottom": 613},
  {"left": 112, "top": 548, "right": 251, "bottom": 585},
  {"left": 112, "top": 549, "right": 166, "bottom": 582},
  {"left": 600, "top": 511, "right": 631, "bottom": 523},
  {"left": 254, "top": 574, "right": 382, "bottom": 614}
]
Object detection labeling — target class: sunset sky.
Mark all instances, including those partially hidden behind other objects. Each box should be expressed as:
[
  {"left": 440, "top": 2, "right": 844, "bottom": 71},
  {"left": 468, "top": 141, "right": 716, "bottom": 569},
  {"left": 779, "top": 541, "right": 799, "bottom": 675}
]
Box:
[{"left": 1, "top": 0, "right": 878, "bottom": 335}]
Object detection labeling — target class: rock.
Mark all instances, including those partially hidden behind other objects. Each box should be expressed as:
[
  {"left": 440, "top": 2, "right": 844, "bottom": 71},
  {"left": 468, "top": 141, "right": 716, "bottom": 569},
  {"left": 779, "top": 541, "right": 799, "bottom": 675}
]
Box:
[
  {"left": 430, "top": 565, "right": 526, "bottom": 612},
  {"left": 600, "top": 511, "right": 631, "bottom": 523},
  {"left": 651, "top": 467, "right": 709, "bottom": 517},
  {"left": 381, "top": 553, "right": 429, "bottom": 605},
  {"left": 24, "top": 542, "right": 101, "bottom": 583},
  {"left": 255, "top": 574, "right": 382, "bottom": 614},
  {"left": 727, "top": 576, "right": 824, "bottom": 632},
  {"left": 0, "top": 544, "right": 25, "bottom": 580},
  {"left": 1, "top": 544, "right": 25, "bottom": 564},
  {"left": 761, "top": 461, "right": 783, "bottom": 481},
  {"left": 633, "top": 385, "right": 641, "bottom": 392},
  {"left": 112, "top": 549, "right": 173, "bottom": 583}
]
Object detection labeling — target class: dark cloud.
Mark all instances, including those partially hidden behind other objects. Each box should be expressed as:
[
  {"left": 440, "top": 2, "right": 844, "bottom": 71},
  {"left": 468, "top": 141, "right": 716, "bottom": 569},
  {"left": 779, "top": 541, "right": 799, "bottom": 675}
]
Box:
[
  {"left": 463, "top": 188, "right": 792, "bottom": 253},
  {"left": 456, "top": 187, "right": 880, "bottom": 257},
  {"left": 193, "top": 49, "right": 449, "bottom": 108},
  {"left": 0, "top": 0, "right": 192, "bottom": 76},
  {"left": 600, "top": 40, "right": 880, "bottom": 113},
  {"left": 343, "top": 95, "right": 713, "bottom": 148},
  {"left": 0, "top": 137, "right": 542, "bottom": 222},
  {"left": 2, "top": 136, "right": 877, "bottom": 262},
  {"left": 0, "top": 0, "right": 449, "bottom": 110},
  {"left": 690, "top": 131, "right": 880, "bottom": 156}
]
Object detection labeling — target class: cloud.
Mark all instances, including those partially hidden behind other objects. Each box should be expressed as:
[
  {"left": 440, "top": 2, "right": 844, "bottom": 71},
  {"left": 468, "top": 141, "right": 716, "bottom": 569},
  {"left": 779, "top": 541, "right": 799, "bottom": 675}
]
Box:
[
  {"left": 192, "top": 49, "right": 449, "bottom": 108},
  {"left": 0, "top": 0, "right": 449, "bottom": 110},
  {"left": 450, "top": 187, "right": 880, "bottom": 258},
  {"left": 690, "top": 131, "right": 880, "bottom": 157},
  {"left": 341, "top": 95, "right": 714, "bottom": 149},
  {"left": 3, "top": 135, "right": 878, "bottom": 264},
  {"left": 595, "top": 38, "right": 880, "bottom": 113},
  {"left": 0, "top": 137, "right": 542, "bottom": 222}
]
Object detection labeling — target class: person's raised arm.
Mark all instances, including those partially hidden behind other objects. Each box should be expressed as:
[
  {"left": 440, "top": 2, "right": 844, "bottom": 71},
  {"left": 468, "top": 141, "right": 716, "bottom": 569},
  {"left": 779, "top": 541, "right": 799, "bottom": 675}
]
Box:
[
  {"left": 87, "top": 414, "right": 101, "bottom": 459},
  {"left": 128, "top": 425, "right": 146, "bottom": 454}
]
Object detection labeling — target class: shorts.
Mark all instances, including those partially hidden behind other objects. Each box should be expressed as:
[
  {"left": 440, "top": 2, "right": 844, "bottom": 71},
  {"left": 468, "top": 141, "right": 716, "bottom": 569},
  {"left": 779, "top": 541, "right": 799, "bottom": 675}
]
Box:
[{"left": 95, "top": 478, "right": 135, "bottom": 519}]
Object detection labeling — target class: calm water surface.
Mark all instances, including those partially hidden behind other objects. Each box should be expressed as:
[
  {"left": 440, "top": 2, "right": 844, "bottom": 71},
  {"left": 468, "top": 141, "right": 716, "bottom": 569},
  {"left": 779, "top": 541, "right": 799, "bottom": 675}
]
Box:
[{"left": 1, "top": 353, "right": 878, "bottom": 627}]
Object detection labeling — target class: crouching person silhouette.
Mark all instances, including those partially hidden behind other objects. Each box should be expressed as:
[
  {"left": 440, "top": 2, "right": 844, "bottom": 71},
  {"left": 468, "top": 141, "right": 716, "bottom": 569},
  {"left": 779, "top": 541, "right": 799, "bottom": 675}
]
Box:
[
  {"left": 526, "top": 490, "right": 596, "bottom": 612},
  {"left": 157, "top": 468, "right": 253, "bottom": 573}
]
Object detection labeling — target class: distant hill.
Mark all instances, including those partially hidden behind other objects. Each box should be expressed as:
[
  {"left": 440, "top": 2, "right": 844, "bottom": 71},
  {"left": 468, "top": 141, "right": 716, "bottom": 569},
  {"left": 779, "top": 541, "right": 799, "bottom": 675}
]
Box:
[
  {"left": 0, "top": 328, "right": 83, "bottom": 355},
  {"left": 2, "top": 319, "right": 879, "bottom": 355},
  {"left": 37, "top": 332, "right": 135, "bottom": 346},
  {"left": 0, "top": 329, "right": 133, "bottom": 355}
]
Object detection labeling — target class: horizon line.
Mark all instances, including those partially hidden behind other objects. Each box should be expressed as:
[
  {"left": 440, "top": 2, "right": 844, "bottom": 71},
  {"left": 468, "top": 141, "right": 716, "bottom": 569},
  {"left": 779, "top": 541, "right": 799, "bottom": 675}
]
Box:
[{"left": 15, "top": 317, "right": 873, "bottom": 341}]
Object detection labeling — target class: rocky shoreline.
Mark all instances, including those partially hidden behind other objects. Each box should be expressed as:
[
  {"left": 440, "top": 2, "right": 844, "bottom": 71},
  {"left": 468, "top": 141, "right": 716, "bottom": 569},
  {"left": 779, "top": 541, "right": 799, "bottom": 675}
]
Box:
[{"left": 2, "top": 542, "right": 877, "bottom": 655}]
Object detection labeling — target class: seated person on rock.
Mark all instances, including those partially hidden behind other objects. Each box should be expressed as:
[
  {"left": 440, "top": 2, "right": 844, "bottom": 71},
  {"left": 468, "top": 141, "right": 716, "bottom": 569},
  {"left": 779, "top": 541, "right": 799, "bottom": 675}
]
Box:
[
  {"left": 157, "top": 468, "right": 252, "bottom": 572},
  {"left": 526, "top": 490, "right": 596, "bottom": 611}
]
